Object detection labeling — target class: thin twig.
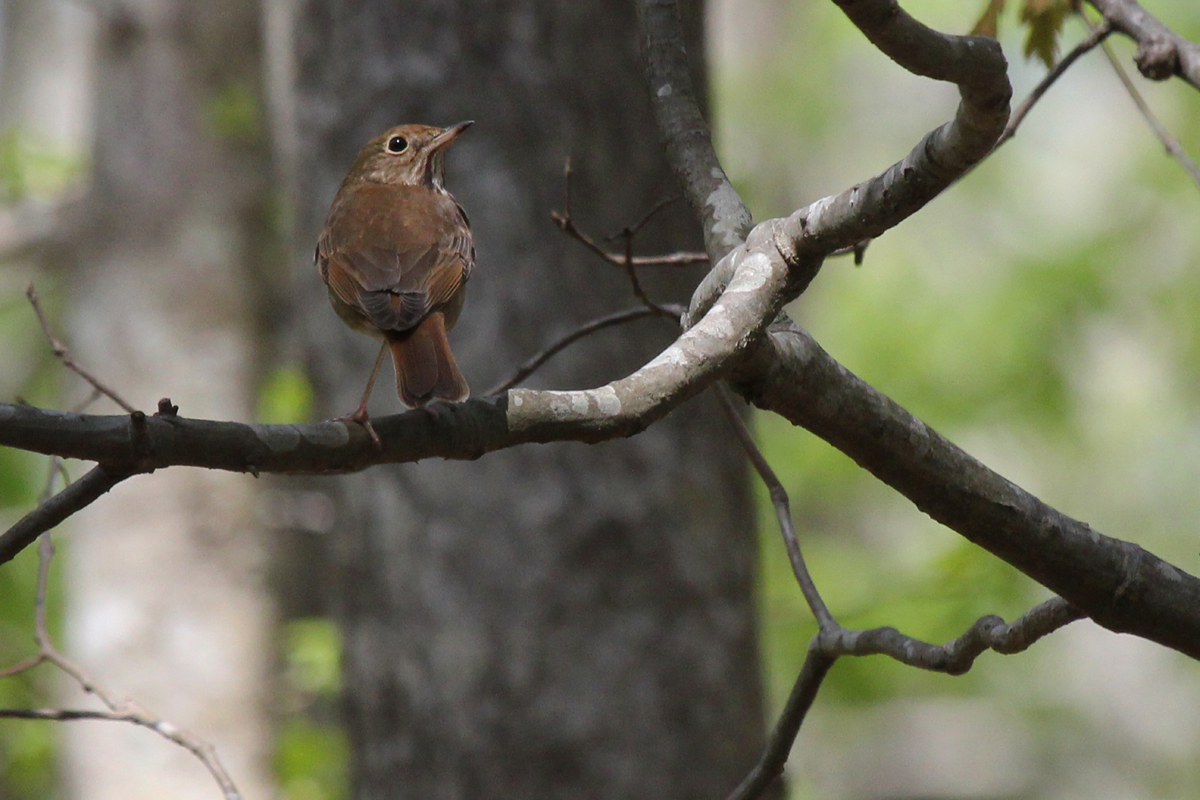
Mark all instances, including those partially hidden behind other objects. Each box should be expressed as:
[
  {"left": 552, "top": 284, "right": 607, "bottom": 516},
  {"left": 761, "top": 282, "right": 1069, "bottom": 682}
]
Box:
[
  {"left": 1095, "top": 29, "right": 1200, "bottom": 189},
  {"left": 0, "top": 465, "right": 136, "bottom": 567},
  {"left": 725, "top": 645, "right": 837, "bottom": 800},
  {"left": 608, "top": 194, "right": 681, "bottom": 241},
  {"left": 614, "top": 222, "right": 681, "bottom": 319},
  {"left": 0, "top": 501, "right": 244, "bottom": 800},
  {"left": 0, "top": 708, "right": 144, "bottom": 722},
  {"left": 821, "top": 596, "right": 1086, "bottom": 674},
  {"left": 999, "top": 20, "right": 1113, "bottom": 148},
  {"left": 612, "top": 196, "right": 686, "bottom": 315},
  {"left": 716, "top": 385, "right": 834, "bottom": 628},
  {"left": 487, "top": 306, "right": 682, "bottom": 395},
  {"left": 26, "top": 283, "right": 137, "bottom": 413},
  {"left": 723, "top": 598, "right": 1085, "bottom": 800},
  {"left": 0, "top": 682, "right": 243, "bottom": 800},
  {"left": 829, "top": 240, "right": 870, "bottom": 265},
  {"left": 551, "top": 160, "right": 708, "bottom": 268},
  {"left": 552, "top": 212, "right": 708, "bottom": 267}
]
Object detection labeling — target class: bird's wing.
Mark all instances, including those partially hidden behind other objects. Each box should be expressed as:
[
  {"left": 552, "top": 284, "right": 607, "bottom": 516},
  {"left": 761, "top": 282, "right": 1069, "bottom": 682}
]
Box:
[{"left": 318, "top": 184, "right": 472, "bottom": 335}]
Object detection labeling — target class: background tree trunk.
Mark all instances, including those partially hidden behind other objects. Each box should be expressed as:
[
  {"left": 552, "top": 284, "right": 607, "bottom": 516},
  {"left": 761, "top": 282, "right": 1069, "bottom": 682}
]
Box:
[
  {"left": 290, "top": 1, "right": 767, "bottom": 797},
  {"left": 60, "top": 2, "right": 276, "bottom": 798}
]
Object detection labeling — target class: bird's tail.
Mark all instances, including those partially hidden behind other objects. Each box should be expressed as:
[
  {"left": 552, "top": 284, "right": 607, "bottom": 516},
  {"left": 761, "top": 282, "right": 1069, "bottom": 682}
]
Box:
[{"left": 389, "top": 311, "right": 469, "bottom": 408}]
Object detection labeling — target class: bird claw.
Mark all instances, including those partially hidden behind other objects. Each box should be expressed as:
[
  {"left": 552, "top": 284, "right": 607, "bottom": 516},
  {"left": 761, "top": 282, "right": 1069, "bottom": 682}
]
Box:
[{"left": 334, "top": 407, "right": 382, "bottom": 449}]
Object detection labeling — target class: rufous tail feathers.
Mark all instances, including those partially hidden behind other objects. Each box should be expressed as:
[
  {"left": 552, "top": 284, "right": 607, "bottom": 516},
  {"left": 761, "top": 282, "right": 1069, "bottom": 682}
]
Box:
[{"left": 389, "top": 311, "right": 469, "bottom": 408}]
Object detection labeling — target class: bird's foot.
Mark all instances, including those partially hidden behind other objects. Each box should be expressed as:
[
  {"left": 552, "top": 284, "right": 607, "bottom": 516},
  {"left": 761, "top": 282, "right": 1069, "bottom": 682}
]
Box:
[{"left": 333, "top": 406, "right": 382, "bottom": 449}]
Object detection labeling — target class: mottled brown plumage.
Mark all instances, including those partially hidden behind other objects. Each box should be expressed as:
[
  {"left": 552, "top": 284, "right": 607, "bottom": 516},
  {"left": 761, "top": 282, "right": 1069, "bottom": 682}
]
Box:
[{"left": 317, "top": 122, "right": 474, "bottom": 435}]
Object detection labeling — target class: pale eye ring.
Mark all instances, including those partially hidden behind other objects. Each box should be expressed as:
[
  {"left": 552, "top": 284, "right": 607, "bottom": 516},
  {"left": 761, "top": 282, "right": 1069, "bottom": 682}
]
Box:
[{"left": 387, "top": 135, "right": 408, "bottom": 154}]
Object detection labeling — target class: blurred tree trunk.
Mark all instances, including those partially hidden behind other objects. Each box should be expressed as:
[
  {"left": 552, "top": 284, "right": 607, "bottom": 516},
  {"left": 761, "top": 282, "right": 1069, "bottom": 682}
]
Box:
[
  {"left": 291, "top": 2, "right": 766, "bottom": 798},
  {"left": 60, "top": 2, "right": 276, "bottom": 798}
]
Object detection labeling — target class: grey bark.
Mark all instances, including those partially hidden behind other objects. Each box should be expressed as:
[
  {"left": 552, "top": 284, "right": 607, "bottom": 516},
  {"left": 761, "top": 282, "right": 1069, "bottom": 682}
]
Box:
[{"left": 292, "top": 1, "right": 766, "bottom": 798}]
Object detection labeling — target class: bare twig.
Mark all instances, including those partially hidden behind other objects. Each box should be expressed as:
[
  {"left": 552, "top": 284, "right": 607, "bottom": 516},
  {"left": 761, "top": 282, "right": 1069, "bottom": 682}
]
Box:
[
  {"left": 27, "top": 284, "right": 136, "bottom": 413},
  {"left": 0, "top": 465, "right": 137, "bottom": 566},
  {"left": 829, "top": 240, "right": 870, "bottom": 265},
  {"left": 553, "top": 164, "right": 696, "bottom": 318},
  {"left": 1095, "top": 29, "right": 1200, "bottom": 190},
  {"left": 0, "top": 511, "right": 243, "bottom": 800},
  {"left": 998, "top": 20, "right": 1113, "bottom": 147},
  {"left": 551, "top": 166, "right": 708, "bottom": 268},
  {"left": 716, "top": 385, "right": 834, "bottom": 628},
  {"left": 726, "top": 597, "right": 1084, "bottom": 800},
  {"left": 821, "top": 596, "right": 1086, "bottom": 674},
  {"left": 487, "top": 306, "right": 683, "bottom": 396},
  {"left": 0, "top": 669, "right": 243, "bottom": 800},
  {"left": 717, "top": 370, "right": 1084, "bottom": 800},
  {"left": 725, "top": 645, "right": 837, "bottom": 800}
]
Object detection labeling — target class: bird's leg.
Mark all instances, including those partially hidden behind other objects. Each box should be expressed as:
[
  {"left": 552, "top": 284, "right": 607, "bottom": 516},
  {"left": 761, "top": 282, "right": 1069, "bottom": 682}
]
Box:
[{"left": 335, "top": 340, "right": 389, "bottom": 448}]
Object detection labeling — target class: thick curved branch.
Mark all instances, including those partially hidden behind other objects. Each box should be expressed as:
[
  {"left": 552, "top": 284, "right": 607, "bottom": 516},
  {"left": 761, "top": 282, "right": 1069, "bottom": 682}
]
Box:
[
  {"left": 636, "top": 0, "right": 752, "bottom": 261},
  {"left": 687, "top": 0, "right": 1010, "bottom": 325},
  {"left": 732, "top": 321, "right": 1200, "bottom": 660},
  {"left": 1087, "top": 0, "right": 1200, "bottom": 90},
  {"left": 782, "top": 1, "right": 1011, "bottom": 253}
]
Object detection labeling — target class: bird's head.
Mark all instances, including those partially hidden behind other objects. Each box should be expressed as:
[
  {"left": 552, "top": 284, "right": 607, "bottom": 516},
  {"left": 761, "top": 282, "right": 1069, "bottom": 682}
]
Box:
[{"left": 346, "top": 121, "right": 473, "bottom": 190}]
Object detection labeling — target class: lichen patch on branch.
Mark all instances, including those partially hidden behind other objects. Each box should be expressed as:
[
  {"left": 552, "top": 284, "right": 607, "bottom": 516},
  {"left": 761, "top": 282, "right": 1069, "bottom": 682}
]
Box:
[
  {"left": 250, "top": 424, "right": 302, "bottom": 452},
  {"left": 705, "top": 170, "right": 752, "bottom": 251}
]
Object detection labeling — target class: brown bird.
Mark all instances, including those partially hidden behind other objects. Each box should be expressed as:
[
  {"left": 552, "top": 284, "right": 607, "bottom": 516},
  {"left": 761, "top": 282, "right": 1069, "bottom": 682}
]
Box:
[{"left": 317, "top": 121, "right": 474, "bottom": 438}]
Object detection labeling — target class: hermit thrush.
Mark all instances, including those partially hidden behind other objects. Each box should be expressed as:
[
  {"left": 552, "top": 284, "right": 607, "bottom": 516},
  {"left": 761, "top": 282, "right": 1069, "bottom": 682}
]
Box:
[{"left": 316, "top": 121, "right": 474, "bottom": 436}]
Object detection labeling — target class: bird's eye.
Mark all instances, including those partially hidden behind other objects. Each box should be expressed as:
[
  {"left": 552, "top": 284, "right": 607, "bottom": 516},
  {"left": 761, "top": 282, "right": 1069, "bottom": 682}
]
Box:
[{"left": 387, "top": 136, "right": 408, "bottom": 154}]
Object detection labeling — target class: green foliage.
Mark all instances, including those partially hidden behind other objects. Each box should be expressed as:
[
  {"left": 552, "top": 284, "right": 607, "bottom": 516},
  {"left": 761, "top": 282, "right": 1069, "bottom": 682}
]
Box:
[
  {"left": 258, "top": 365, "right": 316, "bottom": 424},
  {"left": 0, "top": 129, "right": 86, "bottom": 203},
  {"left": 717, "top": 1, "right": 1200, "bottom": 794},
  {"left": 277, "top": 718, "right": 349, "bottom": 800},
  {"left": 277, "top": 618, "right": 347, "bottom": 800},
  {"left": 284, "top": 618, "right": 342, "bottom": 696},
  {"left": 205, "top": 82, "right": 263, "bottom": 143},
  {"left": 0, "top": 542, "right": 64, "bottom": 800}
]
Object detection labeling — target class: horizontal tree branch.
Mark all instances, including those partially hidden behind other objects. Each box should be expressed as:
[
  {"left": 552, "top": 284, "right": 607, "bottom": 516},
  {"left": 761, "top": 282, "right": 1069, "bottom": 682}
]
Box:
[{"left": 0, "top": 239, "right": 794, "bottom": 564}]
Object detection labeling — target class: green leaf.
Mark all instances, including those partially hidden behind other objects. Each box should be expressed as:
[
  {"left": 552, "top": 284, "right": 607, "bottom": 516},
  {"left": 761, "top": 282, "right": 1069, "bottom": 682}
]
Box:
[
  {"left": 205, "top": 82, "right": 263, "bottom": 143},
  {"left": 1019, "top": 0, "right": 1071, "bottom": 68}
]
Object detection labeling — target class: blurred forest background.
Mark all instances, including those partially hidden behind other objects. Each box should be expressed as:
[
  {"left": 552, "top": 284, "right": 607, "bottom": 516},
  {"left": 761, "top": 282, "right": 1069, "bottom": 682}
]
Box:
[{"left": 1, "top": 0, "right": 1199, "bottom": 798}]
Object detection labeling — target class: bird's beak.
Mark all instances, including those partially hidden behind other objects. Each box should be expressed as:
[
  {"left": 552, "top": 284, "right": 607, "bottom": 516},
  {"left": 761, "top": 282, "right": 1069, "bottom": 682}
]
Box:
[{"left": 432, "top": 120, "right": 474, "bottom": 150}]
